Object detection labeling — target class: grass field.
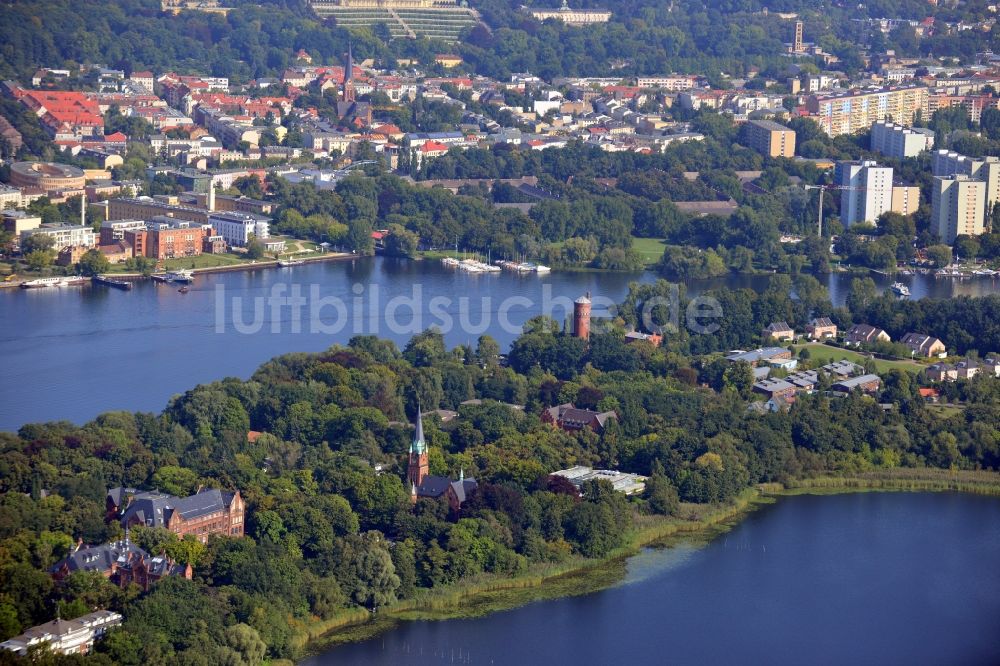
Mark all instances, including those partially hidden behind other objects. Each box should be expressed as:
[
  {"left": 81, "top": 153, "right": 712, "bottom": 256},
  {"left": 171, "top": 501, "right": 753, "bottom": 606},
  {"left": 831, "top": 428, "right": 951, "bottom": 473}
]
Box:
[
  {"left": 156, "top": 254, "right": 249, "bottom": 270},
  {"left": 631, "top": 237, "right": 667, "bottom": 266},
  {"left": 792, "top": 342, "right": 925, "bottom": 374}
]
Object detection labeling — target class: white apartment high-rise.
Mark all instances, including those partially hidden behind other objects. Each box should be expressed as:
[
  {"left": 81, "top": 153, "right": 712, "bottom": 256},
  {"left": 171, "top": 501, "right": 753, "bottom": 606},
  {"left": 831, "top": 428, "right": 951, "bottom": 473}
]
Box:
[
  {"left": 931, "top": 149, "right": 1000, "bottom": 209},
  {"left": 836, "top": 160, "right": 894, "bottom": 227},
  {"left": 870, "top": 121, "right": 935, "bottom": 159},
  {"left": 932, "top": 175, "right": 987, "bottom": 244}
]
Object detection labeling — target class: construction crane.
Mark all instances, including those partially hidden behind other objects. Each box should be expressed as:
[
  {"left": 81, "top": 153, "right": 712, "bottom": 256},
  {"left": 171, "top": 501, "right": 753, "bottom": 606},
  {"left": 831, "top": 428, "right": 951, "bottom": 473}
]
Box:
[{"left": 803, "top": 183, "right": 868, "bottom": 237}]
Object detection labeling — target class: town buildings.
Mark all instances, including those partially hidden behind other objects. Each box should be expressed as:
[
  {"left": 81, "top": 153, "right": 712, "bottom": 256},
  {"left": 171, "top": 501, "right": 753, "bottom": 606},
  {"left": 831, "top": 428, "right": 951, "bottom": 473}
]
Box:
[
  {"left": 869, "top": 121, "right": 935, "bottom": 159},
  {"left": 108, "top": 486, "right": 245, "bottom": 543},
  {"left": 806, "top": 84, "right": 928, "bottom": 137},
  {"left": 836, "top": 160, "right": 894, "bottom": 226},
  {"left": 932, "top": 174, "right": 987, "bottom": 243},
  {"left": 930, "top": 149, "right": 1000, "bottom": 240},
  {"left": 0, "top": 611, "right": 121, "bottom": 657},
  {"left": 21, "top": 224, "right": 96, "bottom": 250},
  {"left": 125, "top": 222, "right": 210, "bottom": 259},
  {"left": 211, "top": 211, "right": 270, "bottom": 248},
  {"left": 743, "top": 119, "right": 796, "bottom": 158},
  {"left": 9, "top": 161, "right": 86, "bottom": 193},
  {"left": 2, "top": 210, "right": 42, "bottom": 238}
]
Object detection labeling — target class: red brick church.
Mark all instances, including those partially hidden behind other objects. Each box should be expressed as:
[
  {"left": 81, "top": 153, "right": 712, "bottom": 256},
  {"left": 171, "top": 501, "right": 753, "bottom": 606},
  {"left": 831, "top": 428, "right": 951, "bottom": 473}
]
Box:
[{"left": 407, "top": 406, "right": 477, "bottom": 512}]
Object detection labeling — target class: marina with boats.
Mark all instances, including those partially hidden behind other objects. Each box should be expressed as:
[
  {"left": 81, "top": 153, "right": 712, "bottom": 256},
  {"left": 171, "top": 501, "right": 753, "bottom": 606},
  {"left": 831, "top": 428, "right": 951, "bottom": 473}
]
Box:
[{"left": 441, "top": 257, "right": 552, "bottom": 274}]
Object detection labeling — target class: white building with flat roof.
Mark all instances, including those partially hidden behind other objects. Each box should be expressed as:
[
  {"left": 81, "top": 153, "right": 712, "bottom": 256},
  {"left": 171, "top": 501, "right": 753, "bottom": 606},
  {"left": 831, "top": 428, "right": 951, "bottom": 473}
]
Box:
[
  {"left": 552, "top": 466, "right": 647, "bottom": 495},
  {"left": 210, "top": 212, "right": 269, "bottom": 248},
  {"left": 870, "top": 121, "right": 935, "bottom": 159},
  {"left": 836, "top": 160, "right": 893, "bottom": 226},
  {"left": 21, "top": 224, "right": 97, "bottom": 250},
  {"left": 932, "top": 174, "right": 987, "bottom": 243}
]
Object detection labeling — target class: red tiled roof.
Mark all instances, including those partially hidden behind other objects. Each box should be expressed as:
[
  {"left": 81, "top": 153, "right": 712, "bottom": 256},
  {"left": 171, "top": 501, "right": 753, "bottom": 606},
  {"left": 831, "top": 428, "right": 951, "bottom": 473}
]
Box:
[{"left": 420, "top": 140, "right": 450, "bottom": 153}]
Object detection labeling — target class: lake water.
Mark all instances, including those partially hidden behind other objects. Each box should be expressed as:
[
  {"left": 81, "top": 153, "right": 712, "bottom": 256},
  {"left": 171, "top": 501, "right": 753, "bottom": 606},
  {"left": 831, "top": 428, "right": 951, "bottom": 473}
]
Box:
[
  {"left": 303, "top": 492, "right": 1000, "bottom": 666},
  {"left": 1, "top": 257, "right": 998, "bottom": 431}
]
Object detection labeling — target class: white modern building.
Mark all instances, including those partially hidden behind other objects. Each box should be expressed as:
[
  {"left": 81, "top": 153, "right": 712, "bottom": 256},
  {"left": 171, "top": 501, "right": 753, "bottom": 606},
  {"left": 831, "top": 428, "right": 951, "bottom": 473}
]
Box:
[
  {"left": 210, "top": 212, "right": 270, "bottom": 248},
  {"left": 931, "top": 149, "right": 1000, "bottom": 211},
  {"left": 836, "top": 160, "right": 893, "bottom": 226},
  {"left": 0, "top": 611, "right": 122, "bottom": 656},
  {"left": 932, "top": 174, "right": 987, "bottom": 243},
  {"left": 870, "top": 121, "right": 935, "bottom": 159},
  {"left": 21, "top": 224, "right": 97, "bottom": 250},
  {"left": 551, "top": 466, "right": 647, "bottom": 496}
]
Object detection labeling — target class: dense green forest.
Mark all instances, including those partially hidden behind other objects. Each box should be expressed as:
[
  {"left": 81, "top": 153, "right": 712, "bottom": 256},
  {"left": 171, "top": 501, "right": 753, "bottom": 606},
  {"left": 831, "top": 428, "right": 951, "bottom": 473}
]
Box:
[{"left": 1, "top": 283, "right": 999, "bottom": 663}]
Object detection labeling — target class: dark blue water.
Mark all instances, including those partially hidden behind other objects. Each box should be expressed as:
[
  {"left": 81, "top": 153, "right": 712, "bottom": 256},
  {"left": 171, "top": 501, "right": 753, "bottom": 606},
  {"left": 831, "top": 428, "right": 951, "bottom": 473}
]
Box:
[
  {"left": 304, "top": 492, "right": 1000, "bottom": 666},
  {"left": 1, "top": 257, "right": 998, "bottom": 431}
]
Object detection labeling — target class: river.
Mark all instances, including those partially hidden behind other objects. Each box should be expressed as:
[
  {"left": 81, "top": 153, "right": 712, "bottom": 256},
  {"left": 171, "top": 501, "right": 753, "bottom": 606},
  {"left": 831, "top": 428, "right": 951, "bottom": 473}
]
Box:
[
  {"left": 303, "top": 492, "right": 1000, "bottom": 666},
  {"left": 1, "top": 257, "right": 998, "bottom": 431}
]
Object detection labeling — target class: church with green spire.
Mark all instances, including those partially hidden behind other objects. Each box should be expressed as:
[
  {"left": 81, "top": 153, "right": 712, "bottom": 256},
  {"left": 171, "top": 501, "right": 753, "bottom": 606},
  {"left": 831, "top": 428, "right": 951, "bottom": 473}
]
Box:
[{"left": 406, "top": 405, "right": 477, "bottom": 511}]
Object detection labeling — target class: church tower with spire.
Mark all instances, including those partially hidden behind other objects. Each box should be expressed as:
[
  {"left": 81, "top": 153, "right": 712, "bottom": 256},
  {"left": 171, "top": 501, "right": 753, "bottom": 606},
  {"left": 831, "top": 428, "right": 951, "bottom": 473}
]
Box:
[
  {"left": 407, "top": 405, "right": 429, "bottom": 491},
  {"left": 342, "top": 43, "right": 356, "bottom": 104}
]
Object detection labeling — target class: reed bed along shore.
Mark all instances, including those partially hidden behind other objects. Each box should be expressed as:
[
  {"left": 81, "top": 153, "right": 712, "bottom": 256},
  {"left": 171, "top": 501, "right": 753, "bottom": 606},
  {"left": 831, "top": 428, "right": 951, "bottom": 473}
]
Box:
[{"left": 294, "top": 469, "right": 1000, "bottom": 658}]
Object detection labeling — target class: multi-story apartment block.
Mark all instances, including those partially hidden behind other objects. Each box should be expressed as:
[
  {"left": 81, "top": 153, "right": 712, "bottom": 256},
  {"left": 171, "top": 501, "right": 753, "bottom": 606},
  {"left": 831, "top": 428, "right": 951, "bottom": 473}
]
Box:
[
  {"left": 125, "top": 223, "right": 209, "bottom": 260},
  {"left": 636, "top": 75, "right": 697, "bottom": 91},
  {"left": 806, "top": 85, "right": 928, "bottom": 137},
  {"left": 891, "top": 184, "right": 921, "bottom": 216},
  {"left": 932, "top": 175, "right": 987, "bottom": 243},
  {"left": 931, "top": 150, "right": 1000, "bottom": 205},
  {"left": 743, "top": 119, "right": 796, "bottom": 158},
  {"left": 869, "top": 121, "right": 935, "bottom": 159},
  {"left": 836, "top": 160, "right": 894, "bottom": 226},
  {"left": 21, "top": 224, "right": 96, "bottom": 250},
  {"left": 210, "top": 211, "right": 270, "bottom": 248},
  {"left": 99, "top": 219, "right": 147, "bottom": 244}
]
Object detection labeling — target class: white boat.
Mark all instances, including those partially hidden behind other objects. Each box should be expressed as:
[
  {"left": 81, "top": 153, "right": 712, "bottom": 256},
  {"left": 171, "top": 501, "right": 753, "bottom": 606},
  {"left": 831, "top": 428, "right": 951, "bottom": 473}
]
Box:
[
  {"left": 890, "top": 282, "right": 910, "bottom": 297},
  {"left": 533, "top": 264, "right": 551, "bottom": 273},
  {"left": 21, "top": 277, "right": 65, "bottom": 289},
  {"left": 442, "top": 257, "right": 460, "bottom": 267},
  {"left": 277, "top": 259, "right": 304, "bottom": 267},
  {"left": 165, "top": 270, "right": 194, "bottom": 283}
]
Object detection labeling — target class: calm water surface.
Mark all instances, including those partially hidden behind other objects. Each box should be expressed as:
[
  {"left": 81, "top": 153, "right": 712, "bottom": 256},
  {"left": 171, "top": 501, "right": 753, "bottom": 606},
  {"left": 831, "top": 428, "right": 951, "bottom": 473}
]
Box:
[
  {"left": 304, "top": 492, "right": 1000, "bottom": 666},
  {"left": 1, "top": 257, "right": 998, "bottom": 430}
]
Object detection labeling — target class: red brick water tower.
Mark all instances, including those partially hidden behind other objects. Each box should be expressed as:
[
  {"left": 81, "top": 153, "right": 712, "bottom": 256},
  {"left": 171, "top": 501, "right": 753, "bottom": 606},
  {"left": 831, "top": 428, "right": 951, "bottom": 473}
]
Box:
[{"left": 573, "top": 292, "right": 591, "bottom": 340}]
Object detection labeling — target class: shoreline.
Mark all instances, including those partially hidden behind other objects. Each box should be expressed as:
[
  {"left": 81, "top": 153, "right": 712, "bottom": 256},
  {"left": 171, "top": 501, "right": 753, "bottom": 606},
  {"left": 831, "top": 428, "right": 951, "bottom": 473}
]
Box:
[
  {"left": 0, "top": 251, "right": 359, "bottom": 289},
  {"left": 294, "top": 468, "right": 1000, "bottom": 660}
]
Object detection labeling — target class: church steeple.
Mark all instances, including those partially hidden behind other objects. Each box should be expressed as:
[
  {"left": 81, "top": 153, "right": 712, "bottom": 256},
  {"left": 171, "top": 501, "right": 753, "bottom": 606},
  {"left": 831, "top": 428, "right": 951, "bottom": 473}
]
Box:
[
  {"left": 407, "top": 404, "right": 429, "bottom": 490},
  {"left": 343, "top": 43, "right": 356, "bottom": 103},
  {"left": 411, "top": 404, "right": 426, "bottom": 455}
]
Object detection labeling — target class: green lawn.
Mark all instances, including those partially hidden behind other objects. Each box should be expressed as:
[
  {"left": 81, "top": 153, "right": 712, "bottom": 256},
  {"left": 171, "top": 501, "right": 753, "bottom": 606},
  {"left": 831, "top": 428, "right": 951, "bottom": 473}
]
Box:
[
  {"left": 631, "top": 237, "right": 667, "bottom": 266},
  {"left": 156, "top": 254, "right": 249, "bottom": 270},
  {"left": 792, "top": 342, "right": 925, "bottom": 374}
]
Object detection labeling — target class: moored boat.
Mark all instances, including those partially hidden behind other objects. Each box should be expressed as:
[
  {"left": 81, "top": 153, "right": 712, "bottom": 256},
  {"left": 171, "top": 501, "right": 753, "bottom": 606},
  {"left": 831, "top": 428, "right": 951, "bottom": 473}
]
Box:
[
  {"left": 165, "top": 269, "right": 195, "bottom": 283},
  {"left": 92, "top": 275, "right": 133, "bottom": 290}
]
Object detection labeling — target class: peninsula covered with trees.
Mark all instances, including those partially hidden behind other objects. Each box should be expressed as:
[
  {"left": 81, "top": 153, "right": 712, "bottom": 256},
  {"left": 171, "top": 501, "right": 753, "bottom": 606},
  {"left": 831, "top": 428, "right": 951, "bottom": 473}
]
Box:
[{"left": 1, "top": 283, "right": 998, "bottom": 663}]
